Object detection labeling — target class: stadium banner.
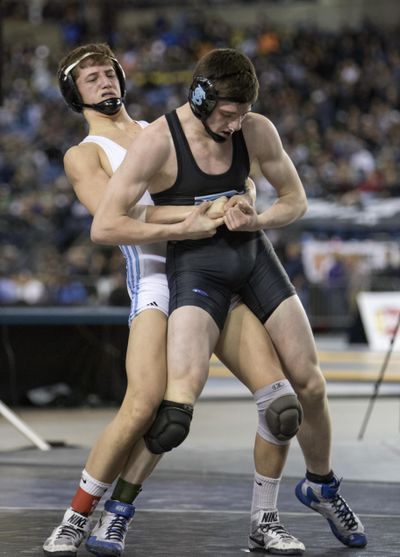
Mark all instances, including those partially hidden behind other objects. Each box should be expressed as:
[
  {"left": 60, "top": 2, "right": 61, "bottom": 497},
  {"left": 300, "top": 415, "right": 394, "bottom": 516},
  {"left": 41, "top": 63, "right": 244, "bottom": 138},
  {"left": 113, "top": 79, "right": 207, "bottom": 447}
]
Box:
[{"left": 357, "top": 292, "right": 400, "bottom": 351}]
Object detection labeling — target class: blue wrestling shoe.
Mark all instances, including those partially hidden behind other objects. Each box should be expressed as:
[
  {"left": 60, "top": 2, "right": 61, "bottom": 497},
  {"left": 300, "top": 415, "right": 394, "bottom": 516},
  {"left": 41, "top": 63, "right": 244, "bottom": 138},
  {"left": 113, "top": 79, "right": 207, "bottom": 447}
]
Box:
[
  {"left": 85, "top": 499, "right": 135, "bottom": 556},
  {"left": 295, "top": 475, "right": 367, "bottom": 548}
]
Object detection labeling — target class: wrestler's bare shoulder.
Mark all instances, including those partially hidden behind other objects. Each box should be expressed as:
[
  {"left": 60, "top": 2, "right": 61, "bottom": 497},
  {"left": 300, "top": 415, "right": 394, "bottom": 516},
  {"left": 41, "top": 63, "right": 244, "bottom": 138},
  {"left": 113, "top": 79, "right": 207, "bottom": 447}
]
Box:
[
  {"left": 242, "top": 112, "right": 282, "bottom": 157},
  {"left": 129, "top": 114, "right": 172, "bottom": 160},
  {"left": 139, "top": 114, "right": 170, "bottom": 138},
  {"left": 243, "top": 112, "right": 276, "bottom": 134},
  {"left": 64, "top": 141, "right": 99, "bottom": 171}
]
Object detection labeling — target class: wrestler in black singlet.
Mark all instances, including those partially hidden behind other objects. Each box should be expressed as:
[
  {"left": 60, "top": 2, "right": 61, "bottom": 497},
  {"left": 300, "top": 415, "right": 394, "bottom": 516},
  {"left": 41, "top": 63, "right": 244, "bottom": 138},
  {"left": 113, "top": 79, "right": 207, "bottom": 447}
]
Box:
[{"left": 151, "top": 110, "right": 295, "bottom": 330}]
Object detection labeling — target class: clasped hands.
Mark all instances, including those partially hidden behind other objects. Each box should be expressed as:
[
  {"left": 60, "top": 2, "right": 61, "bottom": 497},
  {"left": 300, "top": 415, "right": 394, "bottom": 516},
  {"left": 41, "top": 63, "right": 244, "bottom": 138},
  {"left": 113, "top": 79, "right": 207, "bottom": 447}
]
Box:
[
  {"left": 182, "top": 188, "right": 260, "bottom": 240},
  {"left": 207, "top": 194, "right": 259, "bottom": 232}
]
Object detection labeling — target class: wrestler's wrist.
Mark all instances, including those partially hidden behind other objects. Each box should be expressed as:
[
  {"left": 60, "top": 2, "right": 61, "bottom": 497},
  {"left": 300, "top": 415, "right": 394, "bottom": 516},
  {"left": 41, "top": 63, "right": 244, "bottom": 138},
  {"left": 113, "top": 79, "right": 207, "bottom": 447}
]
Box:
[
  {"left": 252, "top": 214, "right": 264, "bottom": 231},
  {"left": 242, "top": 192, "right": 255, "bottom": 207},
  {"left": 169, "top": 221, "right": 188, "bottom": 240}
]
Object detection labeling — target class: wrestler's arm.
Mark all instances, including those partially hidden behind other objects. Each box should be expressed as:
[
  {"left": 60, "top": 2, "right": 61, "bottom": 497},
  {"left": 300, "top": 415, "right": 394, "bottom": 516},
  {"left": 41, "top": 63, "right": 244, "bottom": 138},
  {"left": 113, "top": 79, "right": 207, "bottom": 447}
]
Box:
[
  {"left": 64, "top": 144, "right": 143, "bottom": 222},
  {"left": 144, "top": 205, "right": 192, "bottom": 224},
  {"left": 146, "top": 204, "right": 224, "bottom": 223},
  {"left": 64, "top": 143, "right": 222, "bottom": 226},
  {"left": 64, "top": 144, "right": 112, "bottom": 217},
  {"left": 224, "top": 115, "right": 307, "bottom": 232},
  {"left": 91, "top": 123, "right": 223, "bottom": 245},
  {"left": 249, "top": 114, "right": 307, "bottom": 228}
]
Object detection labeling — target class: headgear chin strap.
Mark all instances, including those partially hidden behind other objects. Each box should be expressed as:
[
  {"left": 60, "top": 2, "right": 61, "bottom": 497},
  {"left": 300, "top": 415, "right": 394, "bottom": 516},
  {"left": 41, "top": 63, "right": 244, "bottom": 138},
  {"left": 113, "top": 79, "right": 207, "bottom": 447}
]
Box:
[
  {"left": 81, "top": 97, "right": 123, "bottom": 116},
  {"left": 58, "top": 51, "right": 126, "bottom": 115},
  {"left": 202, "top": 122, "right": 226, "bottom": 143}
]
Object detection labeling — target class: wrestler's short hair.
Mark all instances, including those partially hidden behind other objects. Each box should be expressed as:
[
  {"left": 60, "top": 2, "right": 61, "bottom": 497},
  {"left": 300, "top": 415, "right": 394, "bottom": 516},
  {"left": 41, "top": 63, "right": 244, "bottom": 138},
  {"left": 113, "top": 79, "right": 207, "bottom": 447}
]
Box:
[
  {"left": 58, "top": 43, "right": 116, "bottom": 81},
  {"left": 192, "top": 48, "right": 259, "bottom": 106}
]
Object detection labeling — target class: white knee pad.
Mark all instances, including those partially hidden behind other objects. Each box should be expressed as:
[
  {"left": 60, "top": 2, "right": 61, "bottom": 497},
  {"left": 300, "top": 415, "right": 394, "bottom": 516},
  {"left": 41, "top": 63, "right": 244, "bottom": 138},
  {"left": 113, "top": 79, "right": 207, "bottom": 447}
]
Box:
[{"left": 254, "top": 379, "right": 303, "bottom": 445}]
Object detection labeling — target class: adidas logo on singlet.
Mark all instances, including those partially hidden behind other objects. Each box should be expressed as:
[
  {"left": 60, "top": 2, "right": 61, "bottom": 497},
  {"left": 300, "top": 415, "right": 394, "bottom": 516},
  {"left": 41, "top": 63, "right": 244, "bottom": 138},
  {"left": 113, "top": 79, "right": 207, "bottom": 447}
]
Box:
[{"left": 146, "top": 301, "right": 159, "bottom": 307}]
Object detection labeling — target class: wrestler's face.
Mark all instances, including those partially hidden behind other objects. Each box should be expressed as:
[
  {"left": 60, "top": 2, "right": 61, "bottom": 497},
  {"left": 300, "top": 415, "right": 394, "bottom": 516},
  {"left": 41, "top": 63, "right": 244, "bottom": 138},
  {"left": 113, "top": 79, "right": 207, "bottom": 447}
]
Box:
[
  {"left": 75, "top": 62, "right": 121, "bottom": 105},
  {"left": 206, "top": 101, "right": 251, "bottom": 139}
]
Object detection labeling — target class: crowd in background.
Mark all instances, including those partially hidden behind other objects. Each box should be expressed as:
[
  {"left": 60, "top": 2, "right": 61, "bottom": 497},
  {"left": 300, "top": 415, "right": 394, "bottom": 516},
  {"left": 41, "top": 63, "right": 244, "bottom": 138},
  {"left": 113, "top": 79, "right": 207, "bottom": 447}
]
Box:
[{"left": 1, "top": 7, "right": 400, "bottom": 315}]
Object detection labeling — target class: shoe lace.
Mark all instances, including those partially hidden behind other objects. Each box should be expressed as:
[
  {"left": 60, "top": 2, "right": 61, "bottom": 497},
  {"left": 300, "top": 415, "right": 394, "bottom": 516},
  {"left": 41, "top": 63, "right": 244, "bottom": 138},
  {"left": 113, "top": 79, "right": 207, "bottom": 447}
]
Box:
[
  {"left": 105, "top": 515, "right": 128, "bottom": 541},
  {"left": 329, "top": 494, "right": 358, "bottom": 530},
  {"left": 261, "top": 522, "right": 294, "bottom": 540},
  {"left": 56, "top": 524, "right": 82, "bottom": 541}
]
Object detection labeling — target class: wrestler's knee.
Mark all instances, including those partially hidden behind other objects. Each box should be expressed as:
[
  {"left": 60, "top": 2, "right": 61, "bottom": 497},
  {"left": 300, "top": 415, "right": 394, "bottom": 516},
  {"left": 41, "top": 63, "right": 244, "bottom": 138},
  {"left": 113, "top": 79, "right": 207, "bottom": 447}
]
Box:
[
  {"left": 254, "top": 380, "right": 303, "bottom": 445},
  {"left": 118, "top": 395, "right": 163, "bottom": 434},
  {"left": 296, "top": 369, "right": 327, "bottom": 409},
  {"left": 144, "top": 400, "right": 194, "bottom": 454}
]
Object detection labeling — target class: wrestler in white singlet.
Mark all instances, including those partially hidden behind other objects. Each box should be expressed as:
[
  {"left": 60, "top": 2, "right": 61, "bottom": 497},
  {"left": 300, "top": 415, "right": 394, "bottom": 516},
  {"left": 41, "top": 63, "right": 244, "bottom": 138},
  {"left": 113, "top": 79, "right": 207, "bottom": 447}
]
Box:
[{"left": 80, "top": 123, "right": 168, "bottom": 324}]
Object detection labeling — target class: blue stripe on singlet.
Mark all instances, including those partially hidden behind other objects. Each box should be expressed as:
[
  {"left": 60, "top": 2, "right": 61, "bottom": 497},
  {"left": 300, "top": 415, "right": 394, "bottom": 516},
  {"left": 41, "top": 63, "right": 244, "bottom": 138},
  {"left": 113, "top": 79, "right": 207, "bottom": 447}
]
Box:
[
  {"left": 120, "top": 245, "right": 141, "bottom": 318},
  {"left": 194, "top": 189, "right": 243, "bottom": 205}
]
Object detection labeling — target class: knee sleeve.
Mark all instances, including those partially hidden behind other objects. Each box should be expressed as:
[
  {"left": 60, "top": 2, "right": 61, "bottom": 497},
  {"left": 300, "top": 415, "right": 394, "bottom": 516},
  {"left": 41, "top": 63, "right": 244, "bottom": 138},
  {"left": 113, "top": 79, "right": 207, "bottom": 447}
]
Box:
[
  {"left": 144, "top": 400, "right": 193, "bottom": 454},
  {"left": 254, "top": 380, "right": 303, "bottom": 445}
]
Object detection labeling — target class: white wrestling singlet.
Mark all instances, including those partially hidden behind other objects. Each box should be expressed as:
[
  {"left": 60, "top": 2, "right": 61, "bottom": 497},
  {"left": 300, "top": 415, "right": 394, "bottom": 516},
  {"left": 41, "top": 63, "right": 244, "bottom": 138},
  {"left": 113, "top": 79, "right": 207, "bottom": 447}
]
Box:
[{"left": 80, "top": 125, "right": 168, "bottom": 323}]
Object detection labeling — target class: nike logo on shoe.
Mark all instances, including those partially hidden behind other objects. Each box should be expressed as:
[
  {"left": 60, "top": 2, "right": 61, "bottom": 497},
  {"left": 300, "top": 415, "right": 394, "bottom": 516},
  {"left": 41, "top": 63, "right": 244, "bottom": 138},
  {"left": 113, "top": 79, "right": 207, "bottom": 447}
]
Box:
[{"left": 260, "top": 510, "right": 278, "bottom": 524}]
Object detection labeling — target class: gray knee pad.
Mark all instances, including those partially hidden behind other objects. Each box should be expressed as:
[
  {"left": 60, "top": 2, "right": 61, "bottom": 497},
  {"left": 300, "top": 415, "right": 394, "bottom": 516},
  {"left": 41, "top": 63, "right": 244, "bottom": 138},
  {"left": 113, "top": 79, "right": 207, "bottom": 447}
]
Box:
[
  {"left": 144, "top": 400, "right": 193, "bottom": 454},
  {"left": 254, "top": 380, "right": 303, "bottom": 445}
]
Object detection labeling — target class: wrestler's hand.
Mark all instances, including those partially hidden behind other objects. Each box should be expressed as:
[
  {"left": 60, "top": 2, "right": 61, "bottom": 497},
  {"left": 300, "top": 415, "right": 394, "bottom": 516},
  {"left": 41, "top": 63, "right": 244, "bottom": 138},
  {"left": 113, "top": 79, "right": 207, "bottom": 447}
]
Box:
[
  {"left": 223, "top": 199, "right": 260, "bottom": 232},
  {"left": 181, "top": 201, "right": 224, "bottom": 239},
  {"left": 224, "top": 177, "right": 256, "bottom": 211},
  {"left": 206, "top": 196, "right": 228, "bottom": 219},
  {"left": 223, "top": 194, "right": 243, "bottom": 211}
]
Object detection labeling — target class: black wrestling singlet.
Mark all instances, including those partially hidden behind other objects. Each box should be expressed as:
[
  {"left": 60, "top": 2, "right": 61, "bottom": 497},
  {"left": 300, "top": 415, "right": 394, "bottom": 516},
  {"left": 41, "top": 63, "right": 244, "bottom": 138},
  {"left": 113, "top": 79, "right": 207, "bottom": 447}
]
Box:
[
  {"left": 150, "top": 110, "right": 295, "bottom": 330},
  {"left": 150, "top": 110, "right": 250, "bottom": 206}
]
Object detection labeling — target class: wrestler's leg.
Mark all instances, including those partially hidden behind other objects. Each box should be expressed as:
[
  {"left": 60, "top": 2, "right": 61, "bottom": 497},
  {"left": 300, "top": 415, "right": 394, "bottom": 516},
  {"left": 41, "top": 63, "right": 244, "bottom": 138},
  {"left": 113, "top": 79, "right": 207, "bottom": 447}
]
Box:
[
  {"left": 240, "top": 237, "right": 330, "bottom": 474},
  {"left": 104, "top": 306, "right": 220, "bottom": 490},
  {"left": 82, "top": 310, "right": 168, "bottom": 555},
  {"left": 215, "top": 302, "right": 305, "bottom": 554},
  {"left": 215, "top": 302, "right": 289, "bottom": 477},
  {"left": 166, "top": 306, "right": 220, "bottom": 404},
  {"left": 263, "top": 295, "right": 331, "bottom": 475},
  {"left": 265, "top": 296, "right": 366, "bottom": 548},
  {"left": 142, "top": 306, "right": 220, "bottom": 455},
  {"left": 43, "top": 310, "right": 167, "bottom": 556},
  {"left": 85, "top": 309, "right": 167, "bottom": 482}
]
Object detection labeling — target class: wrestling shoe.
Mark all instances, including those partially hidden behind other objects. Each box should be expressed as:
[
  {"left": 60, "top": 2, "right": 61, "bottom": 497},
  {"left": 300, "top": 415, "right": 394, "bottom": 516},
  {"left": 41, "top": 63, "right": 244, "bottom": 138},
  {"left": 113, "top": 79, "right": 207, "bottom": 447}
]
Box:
[
  {"left": 248, "top": 509, "right": 305, "bottom": 554},
  {"left": 43, "top": 507, "right": 90, "bottom": 555},
  {"left": 85, "top": 499, "right": 135, "bottom": 556},
  {"left": 295, "top": 475, "right": 367, "bottom": 548}
]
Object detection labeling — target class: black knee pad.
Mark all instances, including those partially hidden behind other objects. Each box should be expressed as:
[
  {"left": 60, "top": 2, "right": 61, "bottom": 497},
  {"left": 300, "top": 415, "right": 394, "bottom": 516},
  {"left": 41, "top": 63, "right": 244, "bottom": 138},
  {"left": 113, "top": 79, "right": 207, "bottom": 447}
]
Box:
[
  {"left": 144, "top": 400, "right": 193, "bottom": 454},
  {"left": 265, "top": 394, "right": 303, "bottom": 442}
]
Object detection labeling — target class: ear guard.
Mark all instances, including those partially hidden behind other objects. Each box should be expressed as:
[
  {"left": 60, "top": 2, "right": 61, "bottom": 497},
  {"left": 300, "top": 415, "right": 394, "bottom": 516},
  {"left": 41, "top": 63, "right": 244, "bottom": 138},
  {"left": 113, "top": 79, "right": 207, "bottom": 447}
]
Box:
[{"left": 188, "top": 76, "right": 219, "bottom": 121}]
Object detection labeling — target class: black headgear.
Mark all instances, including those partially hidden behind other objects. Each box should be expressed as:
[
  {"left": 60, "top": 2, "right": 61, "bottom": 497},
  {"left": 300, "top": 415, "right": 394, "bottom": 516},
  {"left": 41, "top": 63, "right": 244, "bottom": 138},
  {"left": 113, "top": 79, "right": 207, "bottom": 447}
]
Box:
[
  {"left": 58, "top": 52, "right": 126, "bottom": 115},
  {"left": 188, "top": 74, "right": 249, "bottom": 143}
]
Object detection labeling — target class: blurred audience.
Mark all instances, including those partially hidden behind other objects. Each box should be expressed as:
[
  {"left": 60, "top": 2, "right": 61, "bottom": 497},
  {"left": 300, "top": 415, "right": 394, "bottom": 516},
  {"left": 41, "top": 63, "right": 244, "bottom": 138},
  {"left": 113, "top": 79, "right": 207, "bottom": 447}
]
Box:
[{"left": 1, "top": 7, "right": 400, "bottom": 308}]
